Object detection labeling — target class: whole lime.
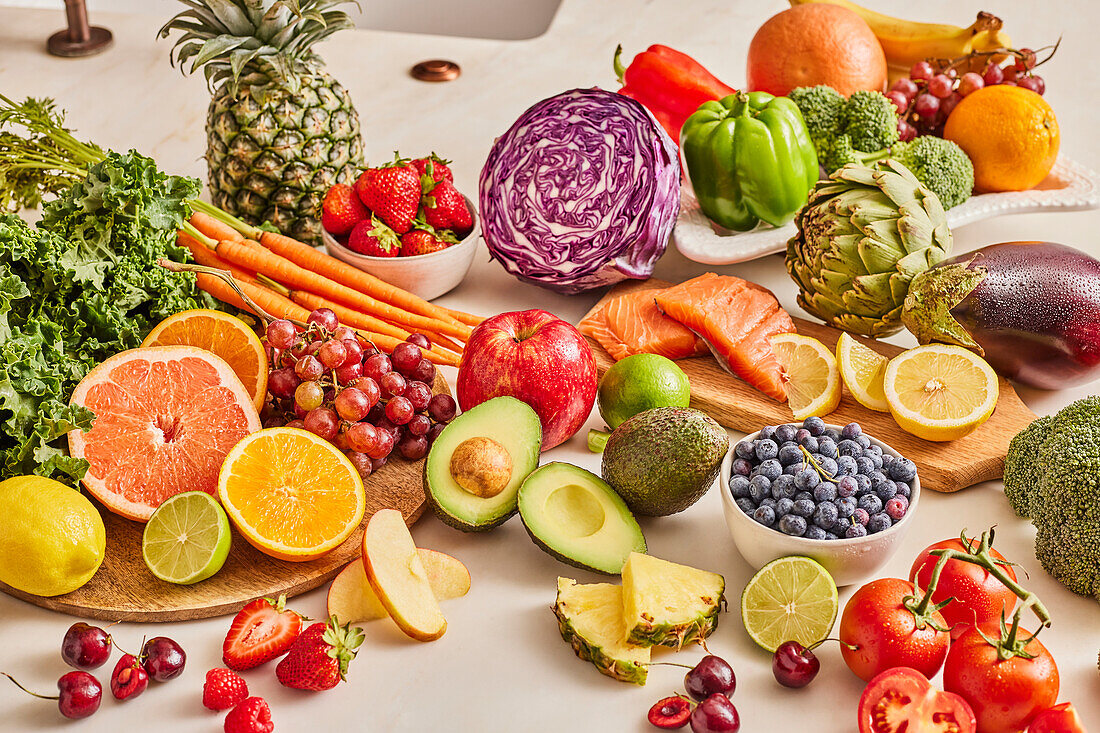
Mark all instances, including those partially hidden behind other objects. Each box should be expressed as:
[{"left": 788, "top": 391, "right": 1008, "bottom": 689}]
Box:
[
  {"left": 0, "top": 475, "right": 106, "bottom": 596},
  {"left": 598, "top": 354, "right": 691, "bottom": 429}
]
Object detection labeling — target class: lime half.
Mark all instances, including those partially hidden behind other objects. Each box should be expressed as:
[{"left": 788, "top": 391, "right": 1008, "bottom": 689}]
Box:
[
  {"left": 598, "top": 353, "right": 691, "bottom": 429},
  {"left": 142, "top": 491, "right": 231, "bottom": 584},
  {"left": 740, "top": 556, "right": 838, "bottom": 652}
]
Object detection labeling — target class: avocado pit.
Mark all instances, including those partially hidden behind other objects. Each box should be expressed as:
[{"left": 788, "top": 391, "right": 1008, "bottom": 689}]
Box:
[{"left": 449, "top": 436, "right": 513, "bottom": 498}]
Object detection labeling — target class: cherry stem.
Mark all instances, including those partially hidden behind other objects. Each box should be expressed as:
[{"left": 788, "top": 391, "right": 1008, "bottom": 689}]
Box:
[
  {"left": 644, "top": 662, "right": 696, "bottom": 670},
  {"left": 2, "top": 673, "right": 57, "bottom": 701},
  {"left": 807, "top": 637, "right": 858, "bottom": 652}
]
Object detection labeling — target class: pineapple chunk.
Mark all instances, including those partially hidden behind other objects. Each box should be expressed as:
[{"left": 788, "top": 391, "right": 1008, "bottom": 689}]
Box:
[
  {"left": 553, "top": 578, "right": 650, "bottom": 685},
  {"left": 621, "top": 553, "right": 725, "bottom": 649}
]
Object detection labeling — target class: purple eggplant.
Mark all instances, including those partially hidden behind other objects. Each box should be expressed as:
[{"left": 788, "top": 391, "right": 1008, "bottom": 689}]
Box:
[{"left": 901, "top": 241, "right": 1100, "bottom": 389}]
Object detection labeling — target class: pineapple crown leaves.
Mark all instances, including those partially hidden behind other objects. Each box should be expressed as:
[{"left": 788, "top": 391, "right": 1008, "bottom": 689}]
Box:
[
  {"left": 320, "top": 615, "right": 365, "bottom": 680},
  {"left": 159, "top": 0, "right": 359, "bottom": 98}
]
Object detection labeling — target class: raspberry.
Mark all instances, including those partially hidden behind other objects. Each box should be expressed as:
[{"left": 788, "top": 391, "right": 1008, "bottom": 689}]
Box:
[
  {"left": 224, "top": 697, "right": 273, "bottom": 733},
  {"left": 203, "top": 668, "right": 248, "bottom": 712}
]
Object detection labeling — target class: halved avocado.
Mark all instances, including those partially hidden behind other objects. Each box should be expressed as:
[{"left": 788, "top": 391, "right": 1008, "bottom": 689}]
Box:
[
  {"left": 425, "top": 396, "right": 542, "bottom": 531},
  {"left": 518, "top": 463, "right": 646, "bottom": 575}
]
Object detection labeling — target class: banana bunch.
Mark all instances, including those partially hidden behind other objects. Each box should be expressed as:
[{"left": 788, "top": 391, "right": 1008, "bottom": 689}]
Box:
[{"left": 787, "top": 0, "right": 1012, "bottom": 73}]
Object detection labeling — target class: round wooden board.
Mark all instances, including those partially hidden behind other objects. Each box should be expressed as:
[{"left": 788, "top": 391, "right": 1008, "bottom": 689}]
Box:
[{"left": 0, "top": 378, "right": 446, "bottom": 622}]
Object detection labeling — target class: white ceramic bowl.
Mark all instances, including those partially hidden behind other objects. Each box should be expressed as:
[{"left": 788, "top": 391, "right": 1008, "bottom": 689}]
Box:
[
  {"left": 719, "top": 424, "right": 921, "bottom": 587},
  {"left": 321, "top": 195, "right": 479, "bottom": 301}
]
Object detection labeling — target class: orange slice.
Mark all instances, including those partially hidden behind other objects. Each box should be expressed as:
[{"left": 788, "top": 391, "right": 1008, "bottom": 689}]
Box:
[
  {"left": 142, "top": 309, "right": 268, "bottom": 412},
  {"left": 218, "top": 427, "right": 365, "bottom": 562},
  {"left": 68, "top": 346, "right": 262, "bottom": 522}
]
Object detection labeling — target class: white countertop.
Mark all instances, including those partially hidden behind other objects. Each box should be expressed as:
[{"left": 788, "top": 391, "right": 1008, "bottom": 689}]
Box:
[{"left": 1, "top": 1, "right": 1098, "bottom": 731}]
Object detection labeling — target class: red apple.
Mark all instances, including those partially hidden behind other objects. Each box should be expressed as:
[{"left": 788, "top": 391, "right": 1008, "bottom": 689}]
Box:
[{"left": 457, "top": 309, "right": 596, "bottom": 450}]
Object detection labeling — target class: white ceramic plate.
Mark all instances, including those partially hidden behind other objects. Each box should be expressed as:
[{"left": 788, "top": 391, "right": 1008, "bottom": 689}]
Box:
[{"left": 674, "top": 156, "right": 1100, "bottom": 266}]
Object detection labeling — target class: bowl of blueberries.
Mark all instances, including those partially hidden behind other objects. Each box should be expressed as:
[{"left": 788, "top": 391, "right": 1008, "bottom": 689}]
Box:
[{"left": 720, "top": 417, "right": 920, "bottom": 586}]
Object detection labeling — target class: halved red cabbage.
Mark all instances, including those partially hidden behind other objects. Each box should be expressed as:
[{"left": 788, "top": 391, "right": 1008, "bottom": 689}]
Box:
[{"left": 478, "top": 88, "right": 680, "bottom": 294}]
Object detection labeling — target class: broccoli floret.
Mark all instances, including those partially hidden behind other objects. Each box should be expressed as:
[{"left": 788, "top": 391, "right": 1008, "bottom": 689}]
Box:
[
  {"left": 890, "top": 136, "right": 975, "bottom": 210},
  {"left": 1003, "top": 414, "right": 1053, "bottom": 517},
  {"left": 789, "top": 85, "right": 845, "bottom": 160},
  {"left": 835, "top": 90, "right": 899, "bottom": 155}
]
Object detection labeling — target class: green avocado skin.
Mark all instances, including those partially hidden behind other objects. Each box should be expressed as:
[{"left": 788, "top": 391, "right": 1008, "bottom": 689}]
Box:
[{"left": 601, "top": 407, "right": 729, "bottom": 516}]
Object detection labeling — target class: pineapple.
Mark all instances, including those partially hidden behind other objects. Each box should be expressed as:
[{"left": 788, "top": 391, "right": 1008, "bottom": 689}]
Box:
[
  {"left": 554, "top": 578, "right": 649, "bottom": 685},
  {"left": 160, "top": 0, "right": 363, "bottom": 243},
  {"left": 621, "top": 553, "right": 725, "bottom": 649}
]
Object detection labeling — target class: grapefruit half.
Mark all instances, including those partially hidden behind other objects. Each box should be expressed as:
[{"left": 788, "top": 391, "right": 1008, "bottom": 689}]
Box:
[{"left": 68, "top": 346, "right": 261, "bottom": 522}]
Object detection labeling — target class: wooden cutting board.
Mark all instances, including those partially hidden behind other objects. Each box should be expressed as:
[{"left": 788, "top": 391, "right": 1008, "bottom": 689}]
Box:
[
  {"left": 583, "top": 280, "right": 1038, "bottom": 493},
  {"left": 0, "top": 380, "right": 443, "bottom": 623}
]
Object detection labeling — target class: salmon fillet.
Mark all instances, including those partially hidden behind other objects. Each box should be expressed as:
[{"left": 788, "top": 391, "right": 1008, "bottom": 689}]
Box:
[
  {"left": 578, "top": 288, "right": 708, "bottom": 361},
  {"left": 654, "top": 273, "right": 794, "bottom": 401}
]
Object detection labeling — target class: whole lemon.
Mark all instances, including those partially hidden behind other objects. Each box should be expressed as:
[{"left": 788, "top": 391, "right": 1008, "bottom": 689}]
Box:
[{"left": 0, "top": 476, "right": 106, "bottom": 596}]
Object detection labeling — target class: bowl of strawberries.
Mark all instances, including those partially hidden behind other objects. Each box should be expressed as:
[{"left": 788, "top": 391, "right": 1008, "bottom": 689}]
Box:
[{"left": 320, "top": 153, "right": 478, "bottom": 301}]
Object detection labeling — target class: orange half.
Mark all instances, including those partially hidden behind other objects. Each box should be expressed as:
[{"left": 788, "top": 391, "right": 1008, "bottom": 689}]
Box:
[
  {"left": 218, "top": 428, "right": 365, "bottom": 562},
  {"left": 142, "top": 309, "right": 268, "bottom": 412}
]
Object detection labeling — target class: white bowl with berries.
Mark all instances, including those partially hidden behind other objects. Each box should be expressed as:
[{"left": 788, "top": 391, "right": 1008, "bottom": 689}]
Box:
[
  {"left": 719, "top": 419, "right": 921, "bottom": 586},
  {"left": 320, "top": 154, "right": 479, "bottom": 301}
]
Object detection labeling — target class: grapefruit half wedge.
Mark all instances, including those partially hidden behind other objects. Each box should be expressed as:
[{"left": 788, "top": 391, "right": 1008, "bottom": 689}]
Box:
[{"left": 68, "top": 346, "right": 262, "bottom": 522}]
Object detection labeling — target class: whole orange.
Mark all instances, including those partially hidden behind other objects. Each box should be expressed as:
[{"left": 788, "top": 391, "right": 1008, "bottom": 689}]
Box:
[
  {"left": 944, "top": 84, "right": 1059, "bottom": 192},
  {"left": 746, "top": 5, "right": 886, "bottom": 97}
]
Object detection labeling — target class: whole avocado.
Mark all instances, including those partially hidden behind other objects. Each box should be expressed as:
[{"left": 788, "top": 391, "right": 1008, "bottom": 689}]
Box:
[{"left": 601, "top": 407, "right": 729, "bottom": 516}]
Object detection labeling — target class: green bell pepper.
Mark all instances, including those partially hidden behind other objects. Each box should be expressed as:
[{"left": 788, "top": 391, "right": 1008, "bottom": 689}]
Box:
[{"left": 681, "top": 91, "right": 818, "bottom": 232}]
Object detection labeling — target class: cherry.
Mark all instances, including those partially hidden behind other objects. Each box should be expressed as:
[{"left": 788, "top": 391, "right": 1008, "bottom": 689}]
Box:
[
  {"left": 61, "top": 622, "right": 112, "bottom": 670},
  {"left": 3, "top": 671, "right": 102, "bottom": 719},
  {"left": 772, "top": 640, "right": 820, "bottom": 688},
  {"left": 110, "top": 654, "right": 148, "bottom": 701},
  {"left": 689, "top": 694, "right": 740, "bottom": 733},
  {"left": 648, "top": 695, "right": 692, "bottom": 729},
  {"left": 684, "top": 655, "right": 735, "bottom": 701},
  {"left": 141, "top": 636, "right": 186, "bottom": 682}
]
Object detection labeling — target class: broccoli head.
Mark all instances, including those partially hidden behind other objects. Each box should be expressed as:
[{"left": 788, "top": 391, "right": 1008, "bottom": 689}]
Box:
[
  {"left": 835, "top": 90, "right": 899, "bottom": 155},
  {"left": 890, "top": 136, "right": 974, "bottom": 210},
  {"left": 788, "top": 85, "right": 845, "bottom": 158},
  {"left": 1003, "top": 414, "right": 1052, "bottom": 518}
]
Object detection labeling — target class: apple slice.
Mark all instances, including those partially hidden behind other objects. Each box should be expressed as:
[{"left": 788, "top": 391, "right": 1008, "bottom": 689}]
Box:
[
  {"left": 328, "top": 551, "right": 471, "bottom": 624},
  {"left": 362, "top": 509, "right": 448, "bottom": 641}
]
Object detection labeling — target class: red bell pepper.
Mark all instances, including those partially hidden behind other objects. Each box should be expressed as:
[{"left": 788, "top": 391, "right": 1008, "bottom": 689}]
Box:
[{"left": 613, "top": 44, "right": 736, "bottom": 145}]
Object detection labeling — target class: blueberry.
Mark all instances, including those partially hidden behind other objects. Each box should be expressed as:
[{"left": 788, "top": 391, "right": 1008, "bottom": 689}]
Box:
[
  {"left": 837, "top": 475, "right": 858, "bottom": 498},
  {"left": 792, "top": 498, "right": 815, "bottom": 518},
  {"left": 853, "top": 507, "right": 870, "bottom": 526},
  {"left": 802, "top": 416, "right": 825, "bottom": 436},
  {"left": 885, "top": 495, "right": 909, "bottom": 520},
  {"left": 837, "top": 439, "right": 861, "bottom": 458},
  {"left": 824, "top": 531, "right": 840, "bottom": 540},
  {"left": 794, "top": 468, "right": 820, "bottom": 491},
  {"left": 778, "top": 444, "right": 803, "bottom": 466},
  {"left": 779, "top": 514, "right": 808, "bottom": 537},
  {"left": 753, "top": 505, "right": 776, "bottom": 526},
  {"left": 805, "top": 525, "right": 828, "bottom": 540},
  {"left": 835, "top": 455, "right": 858, "bottom": 477},
  {"left": 822, "top": 429, "right": 841, "bottom": 442},
  {"left": 856, "top": 435, "right": 871, "bottom": 450},
  {"left": 728, "top": 475, "right": 751, "bottom": 498},
  {"left": 799, "top": 435, "right": 819, "bottom": 453},
  {"left": 756, "top": 459, "right": 782, "bottom": 482},
  {"left": 855, "top": 474, "right": 873, "bottom": 495},
  {"left": 749, "top": 475, "right": 772, "bottom": 504},
  {"left": 771, "top": 474, "right": 798, "bottom": 500},
  {"left": 759, "top": 497, "right": 778, "bottom": 511},
  {"left": 817, "top": 456, "right": 838, "bottom": 477},
  {"left": 735, "top": 497, "right": 756, "bottom": 515},
  {"left": 875, "top": 479, "right": 898, "bottom": 502},
  {"left": 794, "top": 428, "right": 812, "bottom": 444},
  {"left": 895, "top": 481, "right": 911, "bottom": 499},
  {"left": 834, "top": 496, "right": 856, "bottom": 519},
  {"left": 880, "top": 453, "right": 895, "bottom": 467},
  {"left": 841, "top": 422, "right": 862, "bottom": 440},
  {"left": 735, "top": 441, "right": 756, "bottom": 460},
  {"left": 731, "top": 458, "right": 752, "bottom": 476},
  {"left": 846, "top": 523, "right": 868, "bottom": 538},
  {"left": 813, "top": 482, "right": 838, "bottom": 503},
  {"left": 817, "top": 438, "right": 838, "bottom": 459},
  {"left": 858, "top": 494, "right": 883, "bottom": 515},
  {"left": 784, "top": 461, "right": 805, "bottom": 476},
  {"left": 759, "top": 425, "right": 777, "bottom": 440},
  {"left": 870, "top": 471, "right": 892, "bottom": 493},
  {"left": 813, "top": 501, "right": 839, "bottom": 529},
  {"left": 867, "top": 512, "right": 892, "bottom": 534},
  {"left": 855, "top": 456, "right": 876, "bottom": 475},
  {"left": 867, "top": 452, "right": 884, "bottom": 470},
  {"left": 755, "top": 438, "right": 779, "bottom": 461},
  {"left": 775, "top": 424, "right": 798, "bottom": 443},
  {"left": 868, "top": 444, "right": 883, "bottom": 456},
  {"left": 775, "top": 497, "right": 795, "bottom": 517},
  {"left": 889, "top": 457, "right": 918, "bottom": 483},
  {"left": 794, "top": 491, "right": 814, "bottom": 503}
]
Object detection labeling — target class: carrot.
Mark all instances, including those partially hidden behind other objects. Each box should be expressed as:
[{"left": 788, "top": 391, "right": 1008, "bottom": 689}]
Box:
[
  {"left": 179, "top": 230, "right": 256, "bottom": 282},
  {"left": 440, "top": 307, "right": 485, "bottom": 327},
  {"left": 209, "top": 238, "right": 473, "bottom": 341},
  {"left": 189, "top": 211, "right": 245, "bottom": 244},
  {"left": 195, "top": 273, "right": 309, "bottom": 322}
]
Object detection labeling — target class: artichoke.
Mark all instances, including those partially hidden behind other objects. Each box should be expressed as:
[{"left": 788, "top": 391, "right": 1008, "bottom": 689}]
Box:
[{"left": 785, "top": 161, "right": 952, "bottom": 337}]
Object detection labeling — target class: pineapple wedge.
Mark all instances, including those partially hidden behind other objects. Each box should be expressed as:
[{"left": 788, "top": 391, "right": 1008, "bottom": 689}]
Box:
[
  {"left": 621, "top": 553, "right": 725, "bottom": 649},
  {"left": 554, "top": 578, "right": 650, "bottom": 685}
]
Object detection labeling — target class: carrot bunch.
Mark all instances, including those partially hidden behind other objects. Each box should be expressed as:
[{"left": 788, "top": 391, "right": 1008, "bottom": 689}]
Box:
[{"left": 178, "top": 203, "right": 483, "bottom": 368}]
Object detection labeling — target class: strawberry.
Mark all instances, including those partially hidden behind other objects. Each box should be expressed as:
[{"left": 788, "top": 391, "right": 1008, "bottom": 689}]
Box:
[
  {"left": 421, "top": 178, "right": 473, "bottom": 238},
  {"left": 222, "top": 595, "right": 304, "bottom": 671},
  {"left": 401, "top": 224, "right": 459, "bottom": 256},
  {"left": 275, "top": 617, "right": 364, "bottom": 692},
  {"left": 411, "top": 153, "right": 453, "bottom": 184},
  {"left": 347, "top": 215, "right": 400, "bottom": 257},
  {"left": 224, "top": 697, "right": 273, "bottom": 733},
  {"left": 321, "top": 183, "right": 369, "bottom": 236},
  {"left": 203, "top": 668, "right": 249, "bottom": 711},
  {"left": 355, "top": 154, "right": 420, "bottom": 234}
]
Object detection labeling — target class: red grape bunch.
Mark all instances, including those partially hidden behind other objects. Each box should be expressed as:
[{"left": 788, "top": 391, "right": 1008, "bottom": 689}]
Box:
[
  {"left": 886, "top": 41, "right": 1057, "bottom": 139},
  {"left": 261, "top": 307, "right": 457, "bottom": 479}
]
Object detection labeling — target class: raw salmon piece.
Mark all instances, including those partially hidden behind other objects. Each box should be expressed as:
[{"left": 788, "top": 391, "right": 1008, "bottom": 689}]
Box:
[
  {"left": 654, "top": 274, "right": 795, "bottom": 401},
  {"left": 578, "top": 288, "right": 708, "bottom": 361}
]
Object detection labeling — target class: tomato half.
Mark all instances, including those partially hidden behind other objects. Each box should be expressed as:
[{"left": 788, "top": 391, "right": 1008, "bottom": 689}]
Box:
[
  {"left": 910, "top": 538, "right": 1018, "bottom": 639},
  {"left": 857, "top": 667, "right": 976, "bottom": 733},
  {"left": 1028, "top": 703, "right": 1087, "bottom": 733},
  {"left": 840, "top": 578, "right": 951, "bottom": 682},
  {"left": 943, "top": 624, "right": 1060, "bottom": 733}
]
